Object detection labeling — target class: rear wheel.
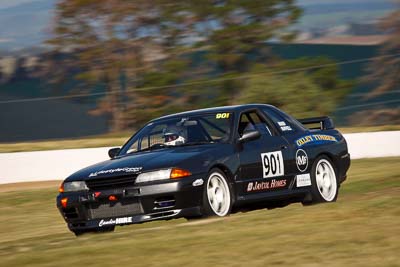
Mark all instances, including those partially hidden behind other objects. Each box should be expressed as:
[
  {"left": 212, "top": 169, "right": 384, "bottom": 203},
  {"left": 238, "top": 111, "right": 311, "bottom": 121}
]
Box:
[
  {"left": 202, "top": 169, "right": 232, "bottom": 217},
  {"left": 309, "top": 156, "right": 338, "bottom": 203}
]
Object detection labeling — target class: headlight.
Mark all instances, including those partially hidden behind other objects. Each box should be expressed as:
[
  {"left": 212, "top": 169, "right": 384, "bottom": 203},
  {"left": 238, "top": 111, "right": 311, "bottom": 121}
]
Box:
[
  {"left": 61, "top": 181, "right": 88, "bottom": 192},
  {"left": 136, "top": 168, "right": 191, "bottom": 183}
]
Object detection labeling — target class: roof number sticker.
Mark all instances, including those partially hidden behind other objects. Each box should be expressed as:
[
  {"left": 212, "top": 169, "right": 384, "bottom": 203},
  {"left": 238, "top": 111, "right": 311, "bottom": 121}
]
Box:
[{"left": 216, "top": 113, "right": 230, "bottom": 119}]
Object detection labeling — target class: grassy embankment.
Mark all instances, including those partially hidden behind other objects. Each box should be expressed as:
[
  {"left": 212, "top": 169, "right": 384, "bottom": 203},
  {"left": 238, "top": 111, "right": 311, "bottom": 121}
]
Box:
[
  {"left": 1, "top": 125, "right": 400, "bottom": 153},
  {"left": 0, "top": 157, "right": 399, "bottom": 266}
]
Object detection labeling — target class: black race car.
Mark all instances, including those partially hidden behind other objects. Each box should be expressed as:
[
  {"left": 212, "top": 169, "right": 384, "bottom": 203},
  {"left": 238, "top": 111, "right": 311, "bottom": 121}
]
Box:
[{"left": 57, "top": 104, "right": 350, "bottom": 235}]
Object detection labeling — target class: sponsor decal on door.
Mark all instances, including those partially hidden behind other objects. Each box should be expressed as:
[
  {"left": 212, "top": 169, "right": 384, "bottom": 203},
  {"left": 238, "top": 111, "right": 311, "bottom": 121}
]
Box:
[
  {"left": 261, "top": 151, "right": 284, "bottom": 178},
  {"left": 247, "top": 179, "right": 287, "bottom": 192},
  {"left": 296, "top": 149, "right": 308, "bottom": 172}
]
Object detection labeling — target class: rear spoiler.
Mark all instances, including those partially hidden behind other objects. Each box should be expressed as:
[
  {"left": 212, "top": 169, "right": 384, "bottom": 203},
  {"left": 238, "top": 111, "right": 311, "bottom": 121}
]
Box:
[{"left": 298, "top": 116, "right": 335, "bottom": 130}]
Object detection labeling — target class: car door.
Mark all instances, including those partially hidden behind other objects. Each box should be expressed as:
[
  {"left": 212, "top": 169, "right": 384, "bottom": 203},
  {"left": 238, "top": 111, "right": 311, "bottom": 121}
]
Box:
[{"left": 236, "top": 109, "right": 294, "bottom": 199}]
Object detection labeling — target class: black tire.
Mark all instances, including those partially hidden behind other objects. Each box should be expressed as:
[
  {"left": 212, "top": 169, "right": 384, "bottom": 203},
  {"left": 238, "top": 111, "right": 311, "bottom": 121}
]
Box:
[
  {"left": 202, "top": 169, "right": 233, "bottom": 217},
  {"left": 308, "top": 155, "right": 339, "bottom": 204}
]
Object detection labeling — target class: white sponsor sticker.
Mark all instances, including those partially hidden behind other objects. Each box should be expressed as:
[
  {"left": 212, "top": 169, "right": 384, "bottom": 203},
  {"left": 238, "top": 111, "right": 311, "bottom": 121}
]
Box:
[
  {"left": 261, "top": 151, "right": 284, "bottom": 178},
  {"left": 99, "top": 217, "right": 133, "bottom": 227},
  {"left": 89, "top": 167, "right": 143, "bottom": 177},
  {"left": 280, "top": 125, "right": 292, "bottom": 131},
  {"left": 296, "top": 173, "right": 311, "bottom": 187},
  {"left": 278, "top": 121, "right": 286, "bottom": 126}
]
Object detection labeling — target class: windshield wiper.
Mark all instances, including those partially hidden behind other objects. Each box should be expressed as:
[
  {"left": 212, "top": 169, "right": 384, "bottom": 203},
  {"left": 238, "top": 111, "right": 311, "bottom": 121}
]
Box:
[
  {"left": 177, "top": 141, "right": 213, "bottom": 147},
  {"left": 128, "top": 142, "right": 212, "bottom": 154}
]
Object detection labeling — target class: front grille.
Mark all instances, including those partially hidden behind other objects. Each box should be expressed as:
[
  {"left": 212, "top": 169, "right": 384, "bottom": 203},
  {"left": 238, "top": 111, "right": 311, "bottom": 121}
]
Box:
[
  {"left": 86, "top": 175, "right": 137, "bottom": 190},
  {"left": 87, "top": 199, "right": 143, "bottom": 219}
]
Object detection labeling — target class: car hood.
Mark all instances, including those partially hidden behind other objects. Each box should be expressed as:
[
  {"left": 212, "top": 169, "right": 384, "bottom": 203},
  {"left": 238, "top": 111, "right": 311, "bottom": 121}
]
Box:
[{"left": 65, "top": 144, "right": 220, "bottom": 182}]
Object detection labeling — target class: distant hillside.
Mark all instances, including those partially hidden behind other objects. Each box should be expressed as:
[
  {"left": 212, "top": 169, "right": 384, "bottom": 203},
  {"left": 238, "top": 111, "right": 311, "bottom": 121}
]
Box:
[
  {"left": 0, "top": 0, "right": 396, "bottom": 51},
  {"left": 295, "top": 0, "right": 395, "bottom": 31},
  {"left": 299, "top": 0, "right": 394, "bottom": 14}
]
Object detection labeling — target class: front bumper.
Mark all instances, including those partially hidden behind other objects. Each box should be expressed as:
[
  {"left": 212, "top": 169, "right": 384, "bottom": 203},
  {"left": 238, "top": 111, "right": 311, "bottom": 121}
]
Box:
[
  {"left": 339, "top": 153, "right": 351, "bottom": 183},
  {"left": 57, "top": 174, "right": 205, "bottom": 231}
]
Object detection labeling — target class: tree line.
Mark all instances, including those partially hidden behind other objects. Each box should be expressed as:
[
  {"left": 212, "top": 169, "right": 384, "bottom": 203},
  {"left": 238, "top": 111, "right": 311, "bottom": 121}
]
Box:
[{"left": 45, "top": 0, "right": 399, "bottom": 131}]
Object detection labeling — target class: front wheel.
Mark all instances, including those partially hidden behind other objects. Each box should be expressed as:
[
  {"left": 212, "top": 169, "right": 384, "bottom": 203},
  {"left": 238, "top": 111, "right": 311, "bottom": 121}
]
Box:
[
  {"left": 309, "top": 156, "right": 339, "bottom": 203},
  {"left": 202, "top": 169, "right": 232, "bottom": 217}
]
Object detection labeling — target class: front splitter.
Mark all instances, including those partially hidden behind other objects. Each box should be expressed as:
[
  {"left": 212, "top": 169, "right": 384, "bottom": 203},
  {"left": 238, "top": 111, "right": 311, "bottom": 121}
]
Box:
[{"left": 68, "top": 206, "right": 202, "bottom": 231}]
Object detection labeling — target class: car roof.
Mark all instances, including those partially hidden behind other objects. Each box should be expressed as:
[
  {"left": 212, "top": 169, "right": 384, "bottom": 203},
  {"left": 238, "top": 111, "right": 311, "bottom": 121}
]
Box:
[{"left": 151, "top": 104, "right": 275, "bottom": 122}]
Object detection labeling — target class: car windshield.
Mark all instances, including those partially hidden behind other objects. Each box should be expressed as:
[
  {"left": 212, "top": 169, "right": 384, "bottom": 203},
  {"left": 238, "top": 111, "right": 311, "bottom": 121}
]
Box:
[{"left": 119, "top": 112, "right": 233, "bottom": 155}]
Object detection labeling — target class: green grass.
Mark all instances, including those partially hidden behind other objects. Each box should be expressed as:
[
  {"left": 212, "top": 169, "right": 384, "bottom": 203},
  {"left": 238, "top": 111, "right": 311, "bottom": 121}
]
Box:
[
  {"left": 0, "top": 157, "right": 399, "bottom": 266},
  {"left": 1, "top": 125, "right": 400, "bottom": 153}
]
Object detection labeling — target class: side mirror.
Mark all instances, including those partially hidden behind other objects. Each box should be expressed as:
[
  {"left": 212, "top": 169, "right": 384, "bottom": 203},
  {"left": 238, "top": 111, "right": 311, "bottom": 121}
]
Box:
[
  {"left": 238, "top": 130, "right": 261, "bottom": 143},
  {"left": 108, "top": 147, "right": 121, "bottom": 158}
]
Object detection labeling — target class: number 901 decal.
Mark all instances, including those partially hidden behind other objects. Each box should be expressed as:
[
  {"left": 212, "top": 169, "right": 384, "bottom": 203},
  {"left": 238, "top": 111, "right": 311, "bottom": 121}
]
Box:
[
  {"left": 216, "top": 113, "right": 230, "bottom": 119},
  {"left": 261, "top": 151, "right": 284, "bottom": 178}
]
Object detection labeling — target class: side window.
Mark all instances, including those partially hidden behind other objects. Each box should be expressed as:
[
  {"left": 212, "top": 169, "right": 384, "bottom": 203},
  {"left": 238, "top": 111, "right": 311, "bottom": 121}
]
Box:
[
  {"left": 261, "top": 107, "right": 295, "bottom": 134},
  {"left": 238, "top": 111, "right": 272, "bottom": 137},
  {"left": 199, "top": 116, "right": 231, "bottom": 142},
  {"left": 127, "top": 140, "right": 138, "bottom": 153}
]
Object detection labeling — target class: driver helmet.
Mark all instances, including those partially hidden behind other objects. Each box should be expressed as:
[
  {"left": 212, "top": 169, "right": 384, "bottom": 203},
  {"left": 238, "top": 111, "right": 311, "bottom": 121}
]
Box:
[{"left": 163, "top": 125, "right": 186, "bottom": 146}]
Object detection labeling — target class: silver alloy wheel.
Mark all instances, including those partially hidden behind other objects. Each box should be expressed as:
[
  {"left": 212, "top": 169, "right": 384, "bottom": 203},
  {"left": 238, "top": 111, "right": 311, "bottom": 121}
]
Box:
[
  {"left": 315, "top": 159, "right": 337, "bottom": 201},
  {"left": 206, "top": 172, "right": 231, "bottom": 216}
]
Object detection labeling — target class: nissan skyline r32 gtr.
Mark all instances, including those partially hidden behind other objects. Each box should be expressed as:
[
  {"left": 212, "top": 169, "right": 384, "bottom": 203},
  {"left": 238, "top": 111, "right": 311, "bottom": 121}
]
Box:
[{"left": 57, "top": 104, "right": 350, "bottom": 235}]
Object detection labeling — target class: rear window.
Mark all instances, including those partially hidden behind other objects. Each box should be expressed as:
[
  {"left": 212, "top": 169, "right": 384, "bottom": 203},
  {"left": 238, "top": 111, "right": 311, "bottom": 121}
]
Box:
[{"left": 261, "top": 107, "right": 304, "bottom": 134}]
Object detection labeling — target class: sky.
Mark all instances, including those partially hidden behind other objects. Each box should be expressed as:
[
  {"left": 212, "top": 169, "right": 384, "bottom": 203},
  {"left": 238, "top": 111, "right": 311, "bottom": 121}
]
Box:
[{"left": 0, "top": 0, "right": 42, "bottom": 10}]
